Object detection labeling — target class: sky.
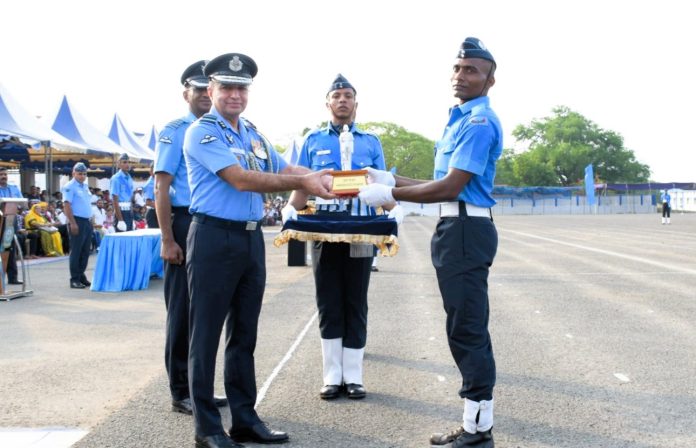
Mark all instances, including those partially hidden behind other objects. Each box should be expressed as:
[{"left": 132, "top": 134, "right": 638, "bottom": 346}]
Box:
[{"left": 2, "top": 0, "right": 694, "bottom": 182}]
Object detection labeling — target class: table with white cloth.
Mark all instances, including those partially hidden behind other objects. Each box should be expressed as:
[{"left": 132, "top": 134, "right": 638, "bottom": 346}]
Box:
[{"left": 91, "top": 228, "right": 163, "bottom": 292}]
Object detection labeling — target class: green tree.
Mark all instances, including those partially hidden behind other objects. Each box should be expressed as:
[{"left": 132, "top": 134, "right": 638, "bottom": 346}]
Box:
[
  {"left": 360, "top": 121, "right": 435, "bottom": 179},
  {"left": 509, "top": 106, "right": 650, "bottom": 186}
]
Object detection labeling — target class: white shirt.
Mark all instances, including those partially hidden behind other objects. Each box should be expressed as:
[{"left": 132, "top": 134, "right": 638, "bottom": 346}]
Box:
[{"left": 92, "top": 206, "right": 106, "bottom": 226}]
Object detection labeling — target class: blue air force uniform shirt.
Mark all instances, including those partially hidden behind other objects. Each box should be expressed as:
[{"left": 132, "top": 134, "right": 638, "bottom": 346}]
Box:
[
  {"left": 0, "top": 184, "right": 23, "bottom": 199},
  {"left": 183, "top": 107, "right": 287, "bottom": 221},
  {"left": 110, "top": 170, "right": 134, "bottom": 206},
  {"left": 298, "top": 122, "right": 386, "bottom": 216},
  {"left": 434, "top": 96, "right": 502, "bottom": 208},
  {"left": 661, "top": 193, "right": 671, "bottom": 205},
  {"left": 154, "top": 112, "right": 197, "bottom": 207},
  {"left": 142, "top": 176, "right": 155, "bottom": 202},
  {"left": 62, "top": 178, "right": 92, "bottom": 218}
]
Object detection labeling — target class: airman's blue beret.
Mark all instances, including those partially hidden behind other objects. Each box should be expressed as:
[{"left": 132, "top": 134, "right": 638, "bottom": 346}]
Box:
[
  {"left": 204, "top": 53, "right": 258, "bottom": 86},
  {"left": 458, "top": 37, "right": 496, "bottom": 67},
  {"left": 327, "top": 74, "right": 356, "bottom": 96},
  {"left": 73, "top": 162, "right": 87, "bottom": 173},
  {"left": 118, "top": 153, "right": 130, "bottom": 162},
  {"left": 181, "top": 60, "right": 209, "bottom": 88}
]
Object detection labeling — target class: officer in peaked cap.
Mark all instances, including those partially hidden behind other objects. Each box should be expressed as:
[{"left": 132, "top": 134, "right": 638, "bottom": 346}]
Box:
[
  {"left": 358, "top": 37, "right": 502, "bottom": 448},
  {"left": 110, "top": 152, "right": 134, "bottom": 231},
  {"left": 154, "top": 58, "right": 225, "bottom": 421},
  {"left": 184, "top": 52, "right": 333, "bottom": 447},
  {"left": 62, "top": 161, "right": 93, "bottom": 289},
  {"left": 203, "top": 53, "right": 258, "bottom": 85},
  {"left": 180, "top": 59, "right": 209, "bottom": 88},
  {"left": 283, "top": 73, "right": 401, "bottom": 401}
]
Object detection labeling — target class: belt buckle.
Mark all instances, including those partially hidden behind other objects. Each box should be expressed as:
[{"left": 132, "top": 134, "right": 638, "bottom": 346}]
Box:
[{"left": 245, "top": 221, "right": 257, "bottom": 231}]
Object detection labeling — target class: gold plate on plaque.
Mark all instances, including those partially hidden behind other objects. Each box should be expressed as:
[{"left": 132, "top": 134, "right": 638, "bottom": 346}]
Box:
[{"left": 330, "top": 169, "right": 367, "bottom": 196}]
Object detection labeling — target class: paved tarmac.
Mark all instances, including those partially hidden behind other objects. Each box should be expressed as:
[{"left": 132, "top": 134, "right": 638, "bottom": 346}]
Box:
[{"left": 1, "top": 214, "right": 695, "bottom": 448}]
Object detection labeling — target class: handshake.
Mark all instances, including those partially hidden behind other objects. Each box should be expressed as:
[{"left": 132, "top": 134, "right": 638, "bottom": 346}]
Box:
[{"left": 282, "top": 168, "right": 403, "bottom": 225}]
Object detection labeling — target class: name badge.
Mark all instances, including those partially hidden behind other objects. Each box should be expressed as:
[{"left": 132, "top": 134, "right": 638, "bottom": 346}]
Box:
[{"left": 316, "top": 149, "right": 331, "bottom": 156}]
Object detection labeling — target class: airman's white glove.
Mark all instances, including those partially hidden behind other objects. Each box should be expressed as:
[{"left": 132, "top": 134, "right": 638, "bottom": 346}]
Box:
[
  {"left": 366, "top": 167, "right": 396, "bottom": 186},
  {"left": 116, "top": 221, "right": 127, "bottom": 232},
  {"left": 387, "top": 205, "right": 404, "bottom": 225},
  {"left": 358, "top": 183, "right": 395, "bottom": 207},
  {"left": 281, "top": 204, "right": 298, "bottom": 223}
]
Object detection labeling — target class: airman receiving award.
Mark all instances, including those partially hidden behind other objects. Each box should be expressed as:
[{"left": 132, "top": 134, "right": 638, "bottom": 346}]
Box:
[{"left": 330, "top": 124, "right": 367, "bottom": 196}]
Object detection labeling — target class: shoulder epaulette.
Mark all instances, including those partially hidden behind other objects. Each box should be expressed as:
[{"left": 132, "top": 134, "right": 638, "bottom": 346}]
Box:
[
  {"left": 164, "top": 118, "right": 187, "bottom": 130},
  {"left": 241, "top": 117, "right": 256, "bottom": 130},
  {"left": 200, "top": 114, "right": 218, "bottom": 124}
]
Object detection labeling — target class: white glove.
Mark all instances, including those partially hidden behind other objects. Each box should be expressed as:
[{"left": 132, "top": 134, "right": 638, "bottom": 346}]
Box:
[
  {"left": 366, "top": 167, "right": 396, "bottom": 186},
  {"left": 358, "top": 183, "right": 395, "bottom": 207},
  {"left": 281, "top": 204, "right": 298, "bottom": 223},
  {"left": 116, "top": 221, "right": 127, "bottom": 232},
  {"left": 387, "top": 205, "right": 404, "bottom": 225}
]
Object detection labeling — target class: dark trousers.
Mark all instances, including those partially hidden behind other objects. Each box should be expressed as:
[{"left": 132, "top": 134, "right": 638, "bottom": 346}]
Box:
[
  {"left": 311, "top": 242, "right": 372, "bottom": 348},
  {"left": 164, "top": 210, "right": 192, "bottom": 401},
  {"left": 146, "top": 208, "right": 159, "bottom": 228},
  {"left": 7, "top": 240, "right": 19, "bottom": 282},
  {"left": 187, "top": 217, "right": 265, "bottom": 437},
  {"left": 662, "top": 203, "right": 671, "bottom": 217},
  {"left": 116, "top": 210, "right": 133, "bottom": 232},
  {"left": 69, "top": 217, "right": 92, "bottom": 283},
  {"left": 431, "top": 216, "right": 498, "bottom": 402}
]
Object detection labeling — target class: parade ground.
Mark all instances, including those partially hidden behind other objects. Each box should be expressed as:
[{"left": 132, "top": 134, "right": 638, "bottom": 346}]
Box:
[{"left": 1, "top": 213, "right": 695, "bottom": 448}]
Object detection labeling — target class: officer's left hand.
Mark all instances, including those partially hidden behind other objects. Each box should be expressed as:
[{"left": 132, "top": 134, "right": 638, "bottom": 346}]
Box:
[
  {"left": 358, "top": 183, "right": 395, "bottom": 207},
  {"left": 387, "top": 205, "right": 404, "bottom": 225}
]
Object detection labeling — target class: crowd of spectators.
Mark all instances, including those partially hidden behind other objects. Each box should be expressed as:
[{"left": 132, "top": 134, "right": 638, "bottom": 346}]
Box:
[
  {"left": 14, "top": 184, "right": 155, "bottom": 260},
  {"left": 13, "top": 184, "right": 279, "bottom": 261}
]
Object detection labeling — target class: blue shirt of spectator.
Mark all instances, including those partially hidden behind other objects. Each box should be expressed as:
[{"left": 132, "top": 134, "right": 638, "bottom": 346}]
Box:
[
  {"left": 0, "top": 184, "right": 22, "bottom": 198},
  {"left": 62, "top": 177, "right": 92, "bottom": 218}
]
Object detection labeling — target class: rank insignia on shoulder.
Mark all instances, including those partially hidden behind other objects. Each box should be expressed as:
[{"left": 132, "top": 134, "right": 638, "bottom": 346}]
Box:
[
  {"left": 164, "top": 118, "right": 186, "bottom": 129},
  {"left": 159, "top": 136, "right": 172, "bottom": 144},
  {"left": 251, "top": 140, "right": 267, "bottom": 159},
  {"left": 217, "top": 120, "right": 228, "bottom": 130},
  {"left": 200, "top": 135, "right": 218, "bottom": 144},
  {"left": 241, "top": 117, "right": 257, "bottom": 130},
  {"left": 469, "top": 117, "right": 488, "bottom": 125},
  {"left": 200, "top": 114, "right": 218, "bottom": 124}
]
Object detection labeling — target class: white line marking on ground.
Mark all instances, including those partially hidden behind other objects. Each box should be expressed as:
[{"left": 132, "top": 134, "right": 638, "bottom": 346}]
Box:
[
  {"left": 429, "top": 336, "right": 435, "bottom": 341},
  {"left": 255, "top": 311, "right": 318, "bottom": 408},
  {"left": 614, "top": 373, "right": 631, "bottom": 383},
  {"left": 437, "top": 375, "right": 446, "bottom": 382},
  {"left": 0, "top": 427, "right": 87, "bottom": 448},
  {"left": 503, "top": 230, "right": 696, "bottom": 276},
  {"left": 565, "top": 333, "right": 573, "bottom": 339},
  {"left": 535, "top": 310, "right": 541, "bottom": 314}
]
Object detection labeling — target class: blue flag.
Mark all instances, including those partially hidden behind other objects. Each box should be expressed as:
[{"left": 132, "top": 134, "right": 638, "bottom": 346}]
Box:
[{"left": 584, "top": 164, "right": 595, "bottom": 206}]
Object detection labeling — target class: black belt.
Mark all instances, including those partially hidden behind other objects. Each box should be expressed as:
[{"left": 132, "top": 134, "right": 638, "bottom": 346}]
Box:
[
  {"left": 172, "top": 206, "right": 191, "bottom": 215},
  {"left": 74, "top": 216, "right": 90, "bottom": 221},
  {"left": 192, "top": 213, "right": 261, "bottom": 231}
]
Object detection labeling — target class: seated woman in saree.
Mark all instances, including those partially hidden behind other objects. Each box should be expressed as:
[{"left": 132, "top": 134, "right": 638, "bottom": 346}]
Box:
[{"left": 24, "top": 202, "right": 64, "bottom": 257}]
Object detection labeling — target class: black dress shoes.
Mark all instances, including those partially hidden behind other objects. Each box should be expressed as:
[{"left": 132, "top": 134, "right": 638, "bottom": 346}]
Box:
[
  {"left": 172, "top": 397, "right": 193, "bottom": 415},
  {"left": 230, "top": 422, "right": 289, "bottom": 444},
  {"left": 173, "top": 396, "right": 227, "bottom": 415},
  {"left": 345, "top": 383, "right": 366, "bottom": 399},
  {"left": 70, "top": 280, "right": 86, "bottom": 289},
  {"left": 213, "top": 395, "right": 228, "bottom": 407},
  {"left": 195, "top": 433, "right": 244, "bottom": 448},
  {"left": 430, "top": 426, "right": 494, "bottom": 447},
  {"left": 8, "top": 279, "right": 23, "bottom": 285},
  {"left": 319, "top": 384, "right": 342, "bottom": 400},
  {"left": 80, "top": 278, "right": 91, "bottom": 287}
]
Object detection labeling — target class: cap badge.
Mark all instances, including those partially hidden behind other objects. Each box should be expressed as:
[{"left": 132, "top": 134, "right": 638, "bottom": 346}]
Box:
[
  {"left": 478, "top": 40, "right": 487, "bottom": 50},
  {"left": 229, "top": 56, "right": 243, "bottom": 72}
]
